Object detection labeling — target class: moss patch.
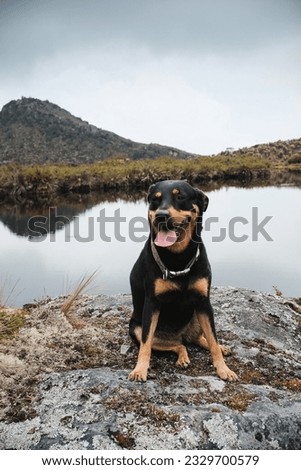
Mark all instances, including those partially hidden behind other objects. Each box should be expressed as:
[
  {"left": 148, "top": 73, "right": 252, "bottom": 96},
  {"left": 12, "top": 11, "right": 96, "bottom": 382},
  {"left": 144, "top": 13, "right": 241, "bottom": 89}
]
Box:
[
  {"left": 0, "top": 309, "right": 27, "bottom": 342},
  {"left": 104, "top": 387, "right": 180, "bottom": 429}
]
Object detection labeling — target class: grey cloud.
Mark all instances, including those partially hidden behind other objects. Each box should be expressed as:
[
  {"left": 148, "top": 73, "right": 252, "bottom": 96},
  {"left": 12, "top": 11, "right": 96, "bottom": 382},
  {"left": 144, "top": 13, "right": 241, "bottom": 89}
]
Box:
[
  {"left": 1, "top": 0, "right": 301, "bottom": 71},
  {"left": 0, "top": 0, "right": 300, "bottom": 154}
]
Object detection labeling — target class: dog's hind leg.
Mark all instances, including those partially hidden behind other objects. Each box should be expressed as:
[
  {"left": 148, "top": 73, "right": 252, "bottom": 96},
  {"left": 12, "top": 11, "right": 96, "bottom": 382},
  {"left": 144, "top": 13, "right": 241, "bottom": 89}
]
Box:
[
  {"left": 183, "top": 312, "right": 231, "bottom": 356},
  {"left": 131, "top": 327, "right": 190, "bottom": 369},
  {"left": 152, "top": 338, "right": 190, "bottom": 369},
  {"left": 195, "top": 334, "right": 231, "bottom": 356}
]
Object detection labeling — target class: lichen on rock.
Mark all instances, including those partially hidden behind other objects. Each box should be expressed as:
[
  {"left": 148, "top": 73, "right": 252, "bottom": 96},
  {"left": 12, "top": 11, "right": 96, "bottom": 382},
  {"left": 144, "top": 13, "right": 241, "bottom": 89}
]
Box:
[{"left": 0, "top": 287, "right": 300, "bottom": 449}]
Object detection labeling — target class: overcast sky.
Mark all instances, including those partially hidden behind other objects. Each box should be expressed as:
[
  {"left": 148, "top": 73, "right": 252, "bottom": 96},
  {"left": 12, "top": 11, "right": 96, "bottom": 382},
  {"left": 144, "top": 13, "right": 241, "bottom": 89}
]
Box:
[{"left": 0, "top": 0, "right": 300, "bottom": 154}]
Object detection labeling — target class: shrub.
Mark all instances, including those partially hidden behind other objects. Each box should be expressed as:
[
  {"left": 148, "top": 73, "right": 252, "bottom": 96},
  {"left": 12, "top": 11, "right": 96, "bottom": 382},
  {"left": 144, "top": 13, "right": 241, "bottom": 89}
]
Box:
[{"left": 287, "top": 153, "right": 301, "bottom": 164}]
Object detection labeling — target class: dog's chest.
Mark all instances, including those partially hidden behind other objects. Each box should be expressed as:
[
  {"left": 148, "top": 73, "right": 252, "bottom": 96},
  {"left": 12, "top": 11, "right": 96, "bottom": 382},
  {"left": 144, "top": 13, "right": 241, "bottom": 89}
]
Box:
[
  {"left": 153, "top": 276, "right": 209, "bottom": 332},
  {"left": 154, "top": 276, "right": 208, "bottom": 299}
]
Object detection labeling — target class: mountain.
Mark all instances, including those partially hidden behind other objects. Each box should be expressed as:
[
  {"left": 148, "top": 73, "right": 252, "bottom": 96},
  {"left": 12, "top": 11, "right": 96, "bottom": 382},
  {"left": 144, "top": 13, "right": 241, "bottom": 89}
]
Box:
[
  {"left": 0, "top": 97, "right": 190, "bottom": 164},
  {"left": 0, "top": 97, "right": 300, "bottom": 165}
]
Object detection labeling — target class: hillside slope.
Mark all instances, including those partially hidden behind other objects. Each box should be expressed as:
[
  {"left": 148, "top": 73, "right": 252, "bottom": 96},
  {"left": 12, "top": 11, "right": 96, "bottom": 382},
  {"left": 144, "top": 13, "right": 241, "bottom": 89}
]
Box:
[
  {"left": 0, "top": 97, "right": 300, "bottom": 165},
  {"left": 217, "top": 139, "right": 301, "bottom": 163},
  {"left": 0, "top": 98, "right": 189, "bottom": 164}
]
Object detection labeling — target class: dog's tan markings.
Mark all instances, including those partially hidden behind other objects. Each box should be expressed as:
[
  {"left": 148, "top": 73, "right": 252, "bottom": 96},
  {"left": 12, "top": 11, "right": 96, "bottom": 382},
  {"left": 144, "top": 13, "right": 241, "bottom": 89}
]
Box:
[
  {"left": 133, "top": 325, "right": 142, "bottom": 343},
  {"left": 192, "top": 203, "right": 199, "bottom": 214},
  {"left": 190, "top": 278, "right": 209, "bottom": 296},
  {"left": 155, "top": 191, "right": 162, "bottom": 198},
  {"left": 175, "top": 346, "right": 190, "bottom": 368},
  {"left": 195, "top": 334, "right": 230, "bottom": 356},
  {"left": 168, "top": 207, "right": 191, "bottom": 220},
  {"left": 167, "top": 208, "right": 198, "bottom": 253},
  {"left": 154, "top": 278, "right": 179, "bottom": 296},
  {"left": 128, "top": 311, "right": 159, "bottom": 382},
  {"left": 197, "top": 334, "right": 209, "bottom": 350},
  {"left": 196, "top": 313, "right": 238, "bottom": 381},
  {"left": 172, "top": 188, "right": 180, "bottom": 195},
  {"left": 132, "top": 326, "right": 190, "bottom": 369},
  {"left": 154, "top": 342, "right": 190, "bottom": 369},
  {"left": 148, "top": 210, "right": 156, "bottom": 228}
]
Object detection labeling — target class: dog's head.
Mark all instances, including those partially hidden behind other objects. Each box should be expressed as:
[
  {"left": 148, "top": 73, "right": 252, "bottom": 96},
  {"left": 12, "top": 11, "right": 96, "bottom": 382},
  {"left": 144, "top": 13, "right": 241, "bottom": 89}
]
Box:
[{"left": 147, "top": 180, "right": 208, "bottom": 252}]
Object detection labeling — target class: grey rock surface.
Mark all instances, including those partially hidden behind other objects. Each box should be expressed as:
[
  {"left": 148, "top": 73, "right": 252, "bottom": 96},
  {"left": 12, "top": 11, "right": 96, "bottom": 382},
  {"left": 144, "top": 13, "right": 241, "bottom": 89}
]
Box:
[{"left": 0, "top": 287, "right": 300, "bottom": 450}]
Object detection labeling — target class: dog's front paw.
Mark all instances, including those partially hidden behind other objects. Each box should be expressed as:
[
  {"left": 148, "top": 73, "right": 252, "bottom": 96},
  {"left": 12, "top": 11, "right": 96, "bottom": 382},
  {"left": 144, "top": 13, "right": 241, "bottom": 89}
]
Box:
[
  {"left": 220, "top": 345, "right": 231, "bottom": 356},
  {"left": 128, "top": 368, "right": 148, "bottom": 382},
  {"left": 176, "top": 357, "right": 190, "bottom": 369},
  {"left": 176, "top": 351, "right": 190, "bottom": 369},
  {"left": 216, "top": 365, "right": 238, "bottom": 381}
]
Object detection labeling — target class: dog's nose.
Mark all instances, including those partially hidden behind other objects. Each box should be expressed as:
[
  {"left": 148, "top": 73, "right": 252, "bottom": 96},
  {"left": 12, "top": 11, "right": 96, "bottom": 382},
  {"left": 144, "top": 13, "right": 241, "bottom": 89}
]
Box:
[{"left": 155, "top": 210, "right": 170, "bottom": 224}]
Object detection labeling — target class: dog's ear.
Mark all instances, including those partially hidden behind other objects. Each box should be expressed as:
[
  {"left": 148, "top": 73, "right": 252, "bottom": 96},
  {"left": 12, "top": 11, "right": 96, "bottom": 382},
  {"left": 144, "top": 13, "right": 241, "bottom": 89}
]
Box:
[
  {"left": 195, "top": 188, "right": 209, "bottom": 212},
  {"left": 147, "top": 184, "right": 156, "bottom": 202}
]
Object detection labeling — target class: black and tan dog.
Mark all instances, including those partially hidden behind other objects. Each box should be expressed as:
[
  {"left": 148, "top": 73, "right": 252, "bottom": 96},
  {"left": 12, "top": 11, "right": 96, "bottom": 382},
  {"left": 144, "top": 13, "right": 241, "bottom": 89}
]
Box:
[{"left": 129, "top": 180, "right": 237, "bottom": 382}]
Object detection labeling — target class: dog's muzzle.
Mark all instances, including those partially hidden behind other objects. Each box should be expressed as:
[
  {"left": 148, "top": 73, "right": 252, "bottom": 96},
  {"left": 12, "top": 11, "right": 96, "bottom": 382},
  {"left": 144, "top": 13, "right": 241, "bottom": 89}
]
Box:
[{"left": 153, "top": 212, "right": 192, "bottom": 247}]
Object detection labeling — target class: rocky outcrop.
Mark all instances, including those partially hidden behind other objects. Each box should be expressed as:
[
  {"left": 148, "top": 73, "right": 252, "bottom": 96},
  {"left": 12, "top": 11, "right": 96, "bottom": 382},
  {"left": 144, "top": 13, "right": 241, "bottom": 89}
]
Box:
[{"left": 0, "top": 287, "right": 300, "bottom": 449}]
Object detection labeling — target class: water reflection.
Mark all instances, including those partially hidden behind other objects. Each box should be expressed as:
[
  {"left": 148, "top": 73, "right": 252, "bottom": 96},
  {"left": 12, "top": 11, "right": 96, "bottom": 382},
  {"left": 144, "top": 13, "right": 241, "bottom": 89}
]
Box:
[
  {"left": 0, "top": 204, "right": 83, "bottom": 238},
  {"left": 1, "top": 171, "right": 301, "bottom": 239},
  {"left": 0, "top": 181, "right": 300, "bottom": 306},
  {"left": 0, "top": 191, "right": 146, "bottom": 238}
]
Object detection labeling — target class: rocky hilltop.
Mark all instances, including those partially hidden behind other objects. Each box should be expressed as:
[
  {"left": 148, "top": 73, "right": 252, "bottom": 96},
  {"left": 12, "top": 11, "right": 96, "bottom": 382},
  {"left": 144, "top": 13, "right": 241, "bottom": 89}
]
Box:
[
  {"left": 0, "top": 287, "right": 300, "bottom": 450},
  {"left": 0, "top": 98, "right": 189, "bottom": 164},
  {"left": 1, "top": 97, "right": 300, "bottom": 166}
]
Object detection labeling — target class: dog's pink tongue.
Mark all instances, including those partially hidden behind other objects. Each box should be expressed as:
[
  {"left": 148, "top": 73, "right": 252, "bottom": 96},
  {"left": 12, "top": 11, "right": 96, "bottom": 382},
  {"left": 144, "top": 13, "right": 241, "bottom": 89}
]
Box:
[{"left": 154, "top": 230, "right": 177, "bottom": 247}]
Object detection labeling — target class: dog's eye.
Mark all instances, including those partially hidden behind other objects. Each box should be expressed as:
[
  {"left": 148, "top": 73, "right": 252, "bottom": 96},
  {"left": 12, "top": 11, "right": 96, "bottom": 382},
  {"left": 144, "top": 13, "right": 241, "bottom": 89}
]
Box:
[
  {"left": 150, "top": 194, "right": 161, "bottom": 205},
  {"left": 175, "top": 194, "right": 185, "bottom": 201}
]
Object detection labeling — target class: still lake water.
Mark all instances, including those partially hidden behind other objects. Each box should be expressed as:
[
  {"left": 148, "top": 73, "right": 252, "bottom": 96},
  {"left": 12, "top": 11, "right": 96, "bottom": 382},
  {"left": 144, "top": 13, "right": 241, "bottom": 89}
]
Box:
[{"left": 0, "top": 185, "right": 300, "bottom": 306}]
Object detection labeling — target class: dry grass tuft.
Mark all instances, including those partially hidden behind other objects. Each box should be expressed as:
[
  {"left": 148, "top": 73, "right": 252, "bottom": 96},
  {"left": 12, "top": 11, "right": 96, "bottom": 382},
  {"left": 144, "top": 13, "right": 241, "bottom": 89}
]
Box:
[
  {"left": 61, "top": 271, "right": 98, "bottom": 329},
  {"left": 273, "top": 285, "right": 283, "bottom": 297},
  {"left": 0, "top": 309, "right": 27, "bottom": 342},
  {"left": 0, "top": 277, "right": 23, "bottom": 308}
]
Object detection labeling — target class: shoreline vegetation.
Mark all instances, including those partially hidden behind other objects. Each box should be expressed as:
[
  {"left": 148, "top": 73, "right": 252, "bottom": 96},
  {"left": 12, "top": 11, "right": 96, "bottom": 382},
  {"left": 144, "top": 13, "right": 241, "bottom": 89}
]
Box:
[
  {"left": 0, "top": 155, "right": 300, "bottom": 202},
  {"left": 1, "top": 99, "right": 300, "bottom": 201}
]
